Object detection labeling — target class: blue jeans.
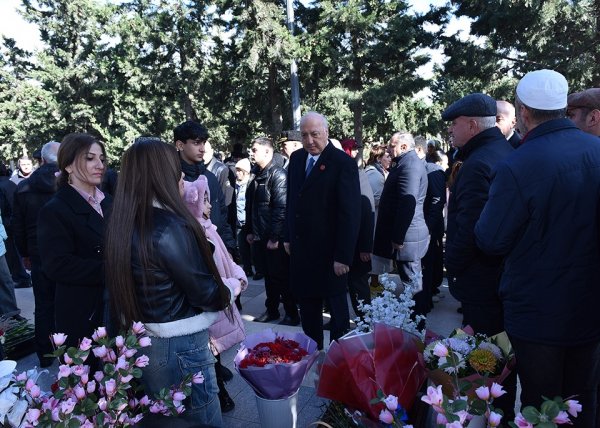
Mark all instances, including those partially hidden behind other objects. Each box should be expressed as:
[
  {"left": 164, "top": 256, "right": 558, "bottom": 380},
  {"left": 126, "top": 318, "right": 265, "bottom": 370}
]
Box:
[{"left": 140, "top": 329, "right": 222, "bottom": 427}]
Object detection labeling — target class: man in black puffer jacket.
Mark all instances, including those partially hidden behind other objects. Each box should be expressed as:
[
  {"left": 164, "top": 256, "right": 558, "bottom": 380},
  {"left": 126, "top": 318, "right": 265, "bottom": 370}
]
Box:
[
  {"left": 12, "top": 141, "right": 61, "bottom": 367},
  {"left": 245, "top": 137, "right": 299, "bottom": 326}
]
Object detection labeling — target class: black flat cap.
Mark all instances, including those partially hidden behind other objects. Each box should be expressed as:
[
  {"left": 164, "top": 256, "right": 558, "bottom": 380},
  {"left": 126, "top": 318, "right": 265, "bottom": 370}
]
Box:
[
  {"left": 442, "top": 93, "right": 497, "bottom": 121},
  {"left": 279, "top": 130, "right": 302, "bottom": 143}
]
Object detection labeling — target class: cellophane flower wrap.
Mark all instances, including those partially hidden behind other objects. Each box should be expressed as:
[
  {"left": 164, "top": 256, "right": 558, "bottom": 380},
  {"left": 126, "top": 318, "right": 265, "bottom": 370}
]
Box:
[
  {"left": 316, "top": 323, "right": 426, "bottom": 420},
  {"left": 234, "top": 329, "right": 318, "bottom": 399},
  {"left": 424, "top": 327, "right": 514, "bottom": 398}
]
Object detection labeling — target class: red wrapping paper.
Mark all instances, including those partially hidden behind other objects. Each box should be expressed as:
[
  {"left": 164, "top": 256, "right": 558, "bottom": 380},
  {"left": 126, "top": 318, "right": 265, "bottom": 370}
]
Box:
[{"left": 316, "top": 323, "right": 426, "bottom": 420}]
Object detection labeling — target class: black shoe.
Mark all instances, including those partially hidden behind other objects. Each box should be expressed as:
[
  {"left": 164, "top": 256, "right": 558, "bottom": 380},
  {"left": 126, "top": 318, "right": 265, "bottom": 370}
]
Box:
[
  {"left": 279, "top": 315, "right": 301, "bottom": 326},
  {"left": 254, "top": 312, "right": 279, "bottom": 323},
  {"left": 15, "top": 282, "right": 31, "bottom": 289},
  {"left": 217, "top": 379, "right": 235, "bottom": 413},
  {"left": 217, "top": 364, "right": 234, "bottom": 382},
  {"left": 219, "top": 390, "right": 235, "bottom": 413},
  {"left": 252, "top": 273, "right": 264, "bottom": 280}
]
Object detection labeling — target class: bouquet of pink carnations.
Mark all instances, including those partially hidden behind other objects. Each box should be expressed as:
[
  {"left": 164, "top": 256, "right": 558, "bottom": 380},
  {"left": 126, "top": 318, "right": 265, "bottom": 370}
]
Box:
[{"left": 8, "top": 322, "right": 203, "bottom": 427}]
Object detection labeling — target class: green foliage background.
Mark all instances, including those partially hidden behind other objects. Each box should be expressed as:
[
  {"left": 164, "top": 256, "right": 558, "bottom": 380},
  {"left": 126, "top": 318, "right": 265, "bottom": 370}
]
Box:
[{"left": 1, "top": 0, "right": 598, "bottom": 164}]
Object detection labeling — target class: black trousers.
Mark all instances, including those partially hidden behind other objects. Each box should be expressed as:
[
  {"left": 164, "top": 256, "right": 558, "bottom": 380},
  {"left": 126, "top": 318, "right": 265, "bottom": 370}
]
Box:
[
  {"left": 5, "top": 234, "right": 29, "bottom": 286},
  {"left": 236, "top": 228, "right": 253, "bottom": 273},
  {"left": 253, "top": 240, "right": 298, "bottom": 318},
  {"left": 510, "top": 336, "right": 600, "bottom": 427},
  {"left": 31, "top": 256, "right": 56, "bottom": 364},
  {"left": 297, "top": 292, "right": 349, "bottom": 350}
]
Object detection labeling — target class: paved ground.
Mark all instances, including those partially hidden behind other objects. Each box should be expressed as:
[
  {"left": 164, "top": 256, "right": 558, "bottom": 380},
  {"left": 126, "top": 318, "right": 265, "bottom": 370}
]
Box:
[{"left": 13, "top": 277, "right": 463, "bottom": 427}]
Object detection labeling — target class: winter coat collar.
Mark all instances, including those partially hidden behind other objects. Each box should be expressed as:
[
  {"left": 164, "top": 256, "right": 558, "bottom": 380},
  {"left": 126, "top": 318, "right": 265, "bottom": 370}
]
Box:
[
  {"left": 520, "top": 118, "right": 578, "bottom": 145},
  {"left": 456, "top": 126, "right": 505, "bottom": 161}
]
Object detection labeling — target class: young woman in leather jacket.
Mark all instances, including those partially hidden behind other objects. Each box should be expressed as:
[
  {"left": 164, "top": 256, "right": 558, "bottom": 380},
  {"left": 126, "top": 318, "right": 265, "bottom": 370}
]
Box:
[{"left": 105, "top": 138, "right": 233, "bottom": 427}]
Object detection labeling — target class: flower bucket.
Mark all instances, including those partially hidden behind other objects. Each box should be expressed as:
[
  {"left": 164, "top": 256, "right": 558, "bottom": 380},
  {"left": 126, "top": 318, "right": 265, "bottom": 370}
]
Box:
[{"left": 255, "top": 388, "right": 299, "bottom": 428}]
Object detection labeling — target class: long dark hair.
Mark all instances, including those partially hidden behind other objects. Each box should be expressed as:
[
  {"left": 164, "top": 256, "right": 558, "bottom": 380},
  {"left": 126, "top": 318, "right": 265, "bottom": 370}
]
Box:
[
  {"left": 58, "top": 133, "right": 106, "bottom": 188},
  {"left": 105, "top": 137, "right": 230, "bottom": 328}
]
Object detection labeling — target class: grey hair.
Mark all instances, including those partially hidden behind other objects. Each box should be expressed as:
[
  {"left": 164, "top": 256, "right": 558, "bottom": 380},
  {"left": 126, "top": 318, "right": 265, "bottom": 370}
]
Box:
[
  {"left": 301, "top": 111, "right": 329, "bottom": 130},
  {"left": 391, "top": 131, "right": 415, "bottom": 149},
  {"left": 472, "top": 116, "right": 497, "bottom": 130},
  {"left": 41, "top": 141, "right": 60, "bottom": 164}
]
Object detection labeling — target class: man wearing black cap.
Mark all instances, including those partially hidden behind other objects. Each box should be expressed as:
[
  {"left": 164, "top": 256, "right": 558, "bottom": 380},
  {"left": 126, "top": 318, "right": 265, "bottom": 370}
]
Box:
[
  {"left": 279, "top": 130, "right": 303, "bottom": 169},
  {"left": 444, "top": 93, "right": 513, "bottom": 333},
  {"left": 443, "top": 93, "right": 516, "bottom": 418}
]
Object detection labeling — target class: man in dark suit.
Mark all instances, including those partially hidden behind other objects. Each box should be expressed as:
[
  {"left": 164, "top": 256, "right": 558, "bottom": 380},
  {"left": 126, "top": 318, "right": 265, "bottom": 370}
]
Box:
[
  {"left": 414, "top": 137, "right": 446, "bottom": 311},
  {"left": 284, "top": 112, "right": 361, "bottom": 350},
  {"left": 496, "top": 100, "right": 521, "bottom": 148},
  {"left": 373, "top": 132, "right": 429, "bottom": 318}
]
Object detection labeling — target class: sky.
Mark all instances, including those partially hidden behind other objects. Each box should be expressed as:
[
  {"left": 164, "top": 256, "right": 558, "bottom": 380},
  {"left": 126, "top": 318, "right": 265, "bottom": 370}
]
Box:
[{"left": 0, "top": 0, "right": 472, "bottom": 52}]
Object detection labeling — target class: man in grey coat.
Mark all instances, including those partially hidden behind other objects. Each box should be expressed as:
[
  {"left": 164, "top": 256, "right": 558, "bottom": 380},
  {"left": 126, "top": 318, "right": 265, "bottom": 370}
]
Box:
[{"left": 373, "top": 132, "right": 429, "bottom": 317}]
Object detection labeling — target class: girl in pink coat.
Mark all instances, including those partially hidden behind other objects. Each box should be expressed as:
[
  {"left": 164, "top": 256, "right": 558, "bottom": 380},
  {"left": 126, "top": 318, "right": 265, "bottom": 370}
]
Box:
[{"left": 183, "top": 176, "right": 247, "bottom": 413}]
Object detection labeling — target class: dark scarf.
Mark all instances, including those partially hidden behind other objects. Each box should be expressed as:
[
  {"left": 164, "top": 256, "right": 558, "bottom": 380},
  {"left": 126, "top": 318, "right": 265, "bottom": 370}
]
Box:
[{"left": 180, "top": 158, "right": 206, "bottom": 181}]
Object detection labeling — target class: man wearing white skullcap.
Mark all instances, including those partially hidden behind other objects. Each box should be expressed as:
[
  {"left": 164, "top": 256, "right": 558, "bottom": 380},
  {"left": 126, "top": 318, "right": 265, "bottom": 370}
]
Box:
[{"left": 475, "top": 69, "right": 600, "bottom": 426}]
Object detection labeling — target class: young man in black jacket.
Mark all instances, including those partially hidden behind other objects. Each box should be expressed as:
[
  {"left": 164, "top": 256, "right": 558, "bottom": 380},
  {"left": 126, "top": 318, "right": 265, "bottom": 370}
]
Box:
[{"left": 245, "top": 137, "right": 299, "bottom": 326}]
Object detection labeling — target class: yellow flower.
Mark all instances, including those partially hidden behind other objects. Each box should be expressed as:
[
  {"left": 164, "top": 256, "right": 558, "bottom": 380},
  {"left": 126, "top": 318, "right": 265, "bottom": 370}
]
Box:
[{"left": 468, "top": 348, "right": 497, "bottom": 374}]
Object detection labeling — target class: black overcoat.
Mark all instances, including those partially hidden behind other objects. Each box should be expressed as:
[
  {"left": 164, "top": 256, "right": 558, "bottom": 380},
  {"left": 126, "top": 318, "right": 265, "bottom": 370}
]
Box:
[
  {"left": 445, "top": 127, "right": 513, "bottom": 305},
  {"left": 37, "top": 185, "right": 112, "bottom": 347},
  {"left": 285, "top": 143, "right": 361, "bottom": 298}
]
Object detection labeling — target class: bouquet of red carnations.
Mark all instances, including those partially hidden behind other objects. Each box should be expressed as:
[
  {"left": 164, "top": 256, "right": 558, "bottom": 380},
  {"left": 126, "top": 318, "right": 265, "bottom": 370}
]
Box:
[{"left": 234, "top": 329, "right": 319, "bottom": 399}]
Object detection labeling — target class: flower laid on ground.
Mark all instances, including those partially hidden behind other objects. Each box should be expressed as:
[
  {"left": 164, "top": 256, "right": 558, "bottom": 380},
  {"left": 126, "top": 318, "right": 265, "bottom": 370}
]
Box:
[
  {"left": 355, "top": 273, "right": 425, "bottom": 339},
  {"left": 5, "top": 322, "right": 203, "bottom": 427},
  {"left": 234, "top": 329, "right": 319, "bottom": 400},
  {"left": 509, "top": 396, "right": 582, "bottom": 428},
  {"left": 238, "top": 336, "right": 308, "bottom": 368},
  {"left": 0, "top": 316, "right": 12, "bottom": 345}
]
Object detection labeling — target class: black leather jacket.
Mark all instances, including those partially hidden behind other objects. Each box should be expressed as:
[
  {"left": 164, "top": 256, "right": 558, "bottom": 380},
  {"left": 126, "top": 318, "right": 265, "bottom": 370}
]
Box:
[
  {"left": 245, "top": 161, "right": 287, "bottom": 242},
  {"left": 131, "top": 208, "right": 229, "bottom": 323}
]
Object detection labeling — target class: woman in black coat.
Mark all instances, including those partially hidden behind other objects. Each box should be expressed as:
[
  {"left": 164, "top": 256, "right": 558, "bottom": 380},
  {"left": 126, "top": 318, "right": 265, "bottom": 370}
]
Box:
[{"left": 37, "top": 133, "right": 112, "bottom": 348}]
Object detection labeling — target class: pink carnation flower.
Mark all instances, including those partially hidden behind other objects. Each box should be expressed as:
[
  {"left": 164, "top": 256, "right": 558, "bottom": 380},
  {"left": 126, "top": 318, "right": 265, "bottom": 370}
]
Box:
[
  {"left": 384, "top": 394, "right": 398, "bottom": 411},
  {"left": 379, "top": 409, "right": 394, "bottom": 424},
  {"left": 566, "top": 400, "right": 582, "bottom": 417},
  {"left": 51, "top": 333, "right": 67, "bottom": 347}
]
